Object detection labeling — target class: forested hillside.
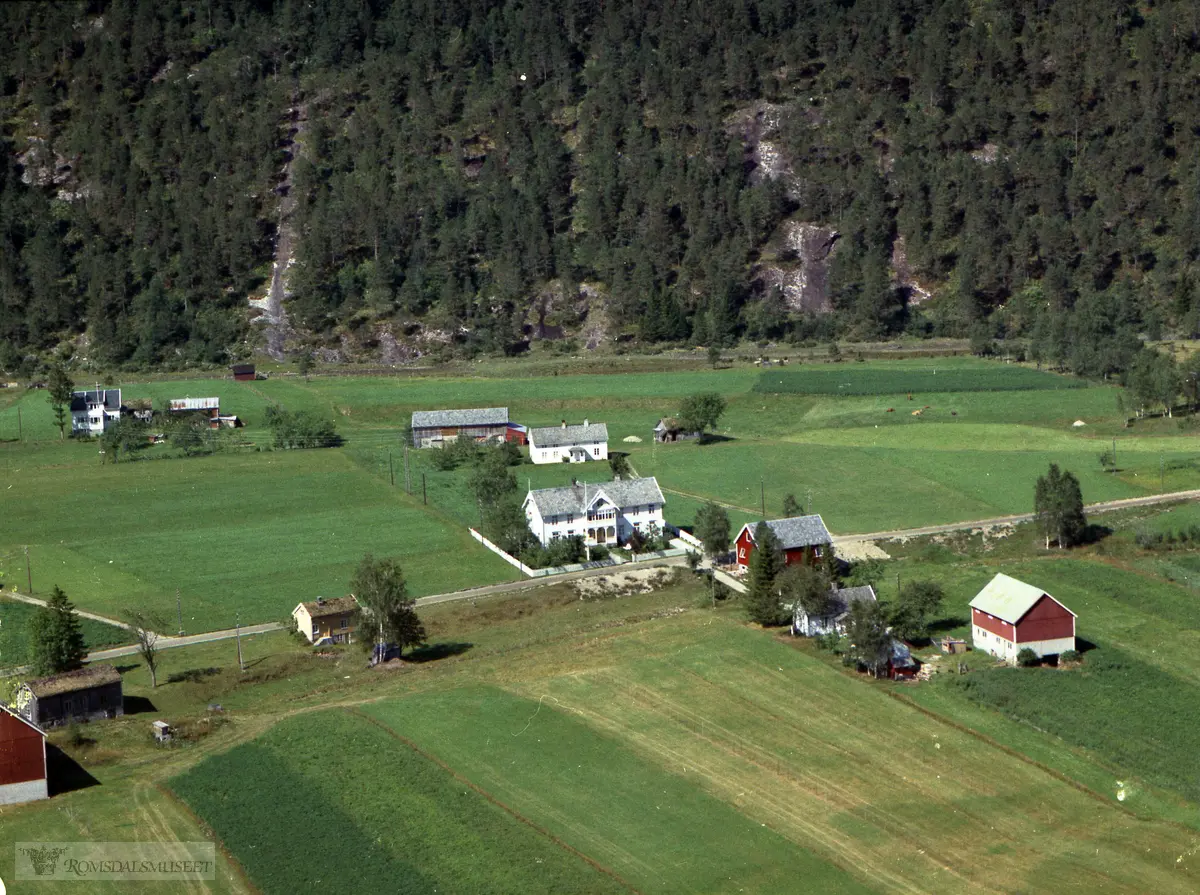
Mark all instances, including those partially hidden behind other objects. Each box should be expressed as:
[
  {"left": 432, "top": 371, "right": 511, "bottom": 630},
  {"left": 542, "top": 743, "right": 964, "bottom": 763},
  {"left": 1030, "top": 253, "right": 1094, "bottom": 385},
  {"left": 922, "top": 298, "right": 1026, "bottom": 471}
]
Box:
[{"left": 2, "top": 1, "right": 1199, "bottom": 373}]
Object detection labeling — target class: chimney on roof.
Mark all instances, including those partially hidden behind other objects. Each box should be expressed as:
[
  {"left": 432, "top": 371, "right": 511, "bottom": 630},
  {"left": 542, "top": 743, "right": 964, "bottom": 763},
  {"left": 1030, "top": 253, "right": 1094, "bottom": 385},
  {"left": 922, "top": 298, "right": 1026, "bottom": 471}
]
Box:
[
  {"left": 316, "top": 597, "right": 325, "bottom": 606},
  {"left": 583, "top": 418, "right": 589, "bottom": 426},
  {"left": 561, "top": 419, "right": 567, "bottom": 428}
]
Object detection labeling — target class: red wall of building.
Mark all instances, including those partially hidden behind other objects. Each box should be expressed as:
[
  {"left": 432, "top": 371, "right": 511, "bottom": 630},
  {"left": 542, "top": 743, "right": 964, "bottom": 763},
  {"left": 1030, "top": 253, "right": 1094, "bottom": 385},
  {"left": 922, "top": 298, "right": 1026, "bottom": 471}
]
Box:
[
  {"left": 972, "top": 608, "right": 1015, "bottom": 641},
  {"left": 1014, "top": 595, "right": 1075, "bottom": 643},
  {"left": 735, "top": 529, "right": 755, "bottom": 566},
  {"left": 735, "top": 531, "right": 818, "bottom": 568},
  {"left": 0, "top": 712, "right": 45, "bottom": 786}
]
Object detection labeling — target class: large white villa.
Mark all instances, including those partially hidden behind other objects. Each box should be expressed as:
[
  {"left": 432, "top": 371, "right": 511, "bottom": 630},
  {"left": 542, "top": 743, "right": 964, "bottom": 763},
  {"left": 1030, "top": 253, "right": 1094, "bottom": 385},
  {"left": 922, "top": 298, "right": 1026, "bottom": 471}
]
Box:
[{"left": 522, "top": 477, "right": 665, "bottom": 546}]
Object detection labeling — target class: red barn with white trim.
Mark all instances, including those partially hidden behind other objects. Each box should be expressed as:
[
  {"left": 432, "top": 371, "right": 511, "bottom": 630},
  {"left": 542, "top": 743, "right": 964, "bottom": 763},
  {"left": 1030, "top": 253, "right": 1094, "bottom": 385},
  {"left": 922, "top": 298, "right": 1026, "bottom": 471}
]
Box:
[
  {"left": 970, "top": 573, "right": 1076, "bottom": 664},
  {"left": 0, "top": 704, "right": 48, "bottom": 805}
]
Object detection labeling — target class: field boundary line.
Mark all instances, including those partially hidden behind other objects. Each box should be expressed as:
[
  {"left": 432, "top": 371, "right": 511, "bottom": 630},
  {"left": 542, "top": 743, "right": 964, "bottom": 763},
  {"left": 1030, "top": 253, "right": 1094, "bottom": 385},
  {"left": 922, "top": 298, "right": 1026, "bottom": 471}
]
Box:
[
  {"left": 153, "top": 781, "right": 260, "bottom": 895},
  {"left": 346, "top": 707, "right": 644, "bottom": 895},
  {"left": 882, "top": 690, "right": 1191, "bottom": 829}
]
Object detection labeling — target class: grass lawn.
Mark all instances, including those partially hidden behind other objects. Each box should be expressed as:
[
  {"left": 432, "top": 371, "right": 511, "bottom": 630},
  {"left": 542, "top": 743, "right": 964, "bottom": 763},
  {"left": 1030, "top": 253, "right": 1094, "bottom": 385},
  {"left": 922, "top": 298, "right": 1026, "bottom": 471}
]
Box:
[
  {"left": 0, "top": 597, "right": 130, "bottom": 668},
  {"left": 0, "top": 447, "right": 518, "bottom": 630},
  {"left": 4, "top": 562, "right": 1200, "bottom": 893},
  {"left": 171, "top": 710, "right": 632, "bottom": 895}
]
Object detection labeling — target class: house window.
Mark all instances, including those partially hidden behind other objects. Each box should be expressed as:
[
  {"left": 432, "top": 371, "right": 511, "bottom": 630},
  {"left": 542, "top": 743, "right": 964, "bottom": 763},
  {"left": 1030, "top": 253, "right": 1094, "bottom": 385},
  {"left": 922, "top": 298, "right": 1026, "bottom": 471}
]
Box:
[
  {"left": 594, "top": 447, "right": 600, "bottom": 456},
  {"left": 341, "top": 616, "right": 349, "bottom": 629}
]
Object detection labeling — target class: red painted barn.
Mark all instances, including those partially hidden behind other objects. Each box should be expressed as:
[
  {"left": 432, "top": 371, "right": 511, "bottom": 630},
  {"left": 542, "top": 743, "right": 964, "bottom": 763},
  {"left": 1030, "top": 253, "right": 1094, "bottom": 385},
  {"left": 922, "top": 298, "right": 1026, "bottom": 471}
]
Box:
[
  {"left": 734, "top": 515, "right": 832, "bottom": 569},
  {"left": 970, "top": 573, "right": 1076, "bottom": 664},
  {"left": 0, "top": 704, "right": 48, "bottom": 805}
]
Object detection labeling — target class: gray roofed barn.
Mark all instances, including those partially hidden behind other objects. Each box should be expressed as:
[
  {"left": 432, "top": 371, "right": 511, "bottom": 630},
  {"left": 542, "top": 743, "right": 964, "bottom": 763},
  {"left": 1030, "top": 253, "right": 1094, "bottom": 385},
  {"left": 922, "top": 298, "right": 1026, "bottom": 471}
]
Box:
[
  {"left": 757, "top": 515, "right": 832, "bottom": 550},
  {"left": 529, "top": 422, "right": 608, "bottom": 449},
  {"left": 525, "top": 476, "right": 664, "bottom": 517},
  {"left": 411, "top": 407, "right": 509, "bottom": 429}
]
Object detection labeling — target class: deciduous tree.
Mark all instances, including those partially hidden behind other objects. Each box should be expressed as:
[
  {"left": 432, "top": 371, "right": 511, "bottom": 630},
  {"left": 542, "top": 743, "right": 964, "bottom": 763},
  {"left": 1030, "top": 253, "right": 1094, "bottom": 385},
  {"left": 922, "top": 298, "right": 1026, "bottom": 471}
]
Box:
[
  {"left": 887, "top": 580, "right": 945, "bottom": 642},
  {"left": 677, "top": 392, "right": 726, "bottom": 440},
  {"left": 693, "top": 502, "right": 731, "bottom": 561},
  {"left": 122, "top": 609, "right": 166, "bottom": 688},
  {"left": 1034, "top": 464, "right": 1087, "bottom": 549},
  {"left": 351, "top": 554, "right": 426, "bottom": 659}
]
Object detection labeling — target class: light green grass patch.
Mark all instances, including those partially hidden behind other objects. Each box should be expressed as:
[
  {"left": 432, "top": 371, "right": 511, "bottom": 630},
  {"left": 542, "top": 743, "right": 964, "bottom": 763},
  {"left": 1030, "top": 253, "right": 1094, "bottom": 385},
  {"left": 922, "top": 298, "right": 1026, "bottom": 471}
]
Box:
[
  {"left": 2, "top": 449, "right": 518, "bottom": 629},
  {"left": 171, "top": 709, "right": 629, "bottom": 895},
  {"left": 362, "top": 686, "right": 873, "bottom": 895}
]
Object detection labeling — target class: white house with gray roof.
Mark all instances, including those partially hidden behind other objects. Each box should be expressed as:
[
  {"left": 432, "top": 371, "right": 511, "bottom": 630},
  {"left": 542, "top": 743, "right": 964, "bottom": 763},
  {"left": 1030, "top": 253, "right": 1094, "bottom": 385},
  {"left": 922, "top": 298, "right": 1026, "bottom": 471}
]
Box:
[
  {"left": 70, "top": 388, "right": 122, "bottom": 436},
  {"left": 528, "top": 420, "right": 608, "bottom": 464},
  {"left": 411, "top": 407, "right": 509, "bottom": 448},
  {"left": 792, "top": 585, "right": 877, "bottom": 637},
  {"left": 523, "top": 476, "right": 665, "bottom": 546}
]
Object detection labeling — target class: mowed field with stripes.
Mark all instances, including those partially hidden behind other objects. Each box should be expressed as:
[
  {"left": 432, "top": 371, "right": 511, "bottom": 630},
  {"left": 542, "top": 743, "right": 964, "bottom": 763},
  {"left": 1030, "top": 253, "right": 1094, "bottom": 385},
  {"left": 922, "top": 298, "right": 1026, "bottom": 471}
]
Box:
[{"left": 169, "top": 610, "right": 1200, "bottom": 894}]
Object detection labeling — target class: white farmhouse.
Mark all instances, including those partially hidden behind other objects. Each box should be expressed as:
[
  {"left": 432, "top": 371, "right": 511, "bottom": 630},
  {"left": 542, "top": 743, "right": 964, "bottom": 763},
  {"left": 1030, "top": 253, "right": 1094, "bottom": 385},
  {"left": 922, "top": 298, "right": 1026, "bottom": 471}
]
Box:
[
  {"left": 523, "top": 477, "right": 665, "bottom": 547},
  {"left": 70, "top": 388, "right": 122, "bottom": 436},
  {"left": 528, "top": 420, "right": 608, "bottom": 464}
]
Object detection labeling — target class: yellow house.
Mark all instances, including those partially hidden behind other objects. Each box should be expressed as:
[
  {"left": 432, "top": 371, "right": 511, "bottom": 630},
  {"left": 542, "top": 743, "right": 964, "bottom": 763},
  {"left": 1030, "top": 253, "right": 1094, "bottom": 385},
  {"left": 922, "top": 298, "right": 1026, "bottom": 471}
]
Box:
[{"left": 292, "top": 595, "right": 359, "bottom": 645}]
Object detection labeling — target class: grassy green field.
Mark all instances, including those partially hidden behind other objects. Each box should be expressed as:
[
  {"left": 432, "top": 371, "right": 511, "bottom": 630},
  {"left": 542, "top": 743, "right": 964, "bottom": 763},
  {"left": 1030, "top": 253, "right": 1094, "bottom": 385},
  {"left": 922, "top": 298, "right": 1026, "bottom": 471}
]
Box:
[
  {"left": 3, "top": 559, "right": 1200, "bottom": 893},
  {"left": 162, "top": 609, "right": 1200, "bottom": 894},
  {"left": 0, "top": 448, "right": 518, "bottom": 631},
  {"left": 0, "top": 597, "right": 130, "bottom": 667},
  {"left": 5, "top": 355, "right": 1200, "bottom": 633},
  {"left": 171, "top": 710, "right": 633, "bottom": 895},
  {"left": 753, "top": 363, "right": 1090, "bottom": 394}
]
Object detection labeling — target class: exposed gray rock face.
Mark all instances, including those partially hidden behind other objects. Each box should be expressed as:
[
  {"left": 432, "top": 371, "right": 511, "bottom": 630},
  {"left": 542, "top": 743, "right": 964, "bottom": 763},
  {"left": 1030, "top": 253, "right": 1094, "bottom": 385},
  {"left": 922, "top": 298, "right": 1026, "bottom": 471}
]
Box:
[{"left": 755, "top": 221, "right": 840, "bottom": 312}]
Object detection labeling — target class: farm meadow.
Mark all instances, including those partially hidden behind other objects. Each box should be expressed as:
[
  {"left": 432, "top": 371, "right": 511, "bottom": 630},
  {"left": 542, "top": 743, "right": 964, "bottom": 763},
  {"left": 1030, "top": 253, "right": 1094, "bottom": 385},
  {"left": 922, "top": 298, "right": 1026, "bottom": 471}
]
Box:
[
  {"left": 3, "top": 356, "right": 1198, "bottom": 629},
  {"left": 5, "top": 355, "right": 1200, "bottom": 893}
]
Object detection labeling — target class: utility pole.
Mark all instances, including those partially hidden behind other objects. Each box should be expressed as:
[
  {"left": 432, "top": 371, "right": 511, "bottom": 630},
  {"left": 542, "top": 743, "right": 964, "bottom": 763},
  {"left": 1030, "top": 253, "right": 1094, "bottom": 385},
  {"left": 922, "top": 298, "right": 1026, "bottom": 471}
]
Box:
[
  {"left": 760, "top": 479, "right": 766, "bottom": 519},
  {"left": 422, "top": 473, "right": 427, "bottom": 505},
  {"left": 24, "top": 546, "right": 32, "bottom": 594},
  {"left": 176, "top": 588, "right": 184, "bottom": 636},
  {"left": 388, "top": 450, "right": 394, "bottom": 487},
  {"left": 404, "top": 444, "right": 411, "bottom": 493},
  {"left": 235, "top": 611, "right": 244, "bottom": 672}
]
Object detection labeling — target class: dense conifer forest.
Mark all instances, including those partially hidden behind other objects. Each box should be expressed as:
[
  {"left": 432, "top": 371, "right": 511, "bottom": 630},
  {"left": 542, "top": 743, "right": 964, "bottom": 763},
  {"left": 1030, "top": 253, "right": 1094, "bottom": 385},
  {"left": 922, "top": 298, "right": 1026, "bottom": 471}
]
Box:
[{"left": 2, "top": 1, "right": 1199, "bottom": 374}]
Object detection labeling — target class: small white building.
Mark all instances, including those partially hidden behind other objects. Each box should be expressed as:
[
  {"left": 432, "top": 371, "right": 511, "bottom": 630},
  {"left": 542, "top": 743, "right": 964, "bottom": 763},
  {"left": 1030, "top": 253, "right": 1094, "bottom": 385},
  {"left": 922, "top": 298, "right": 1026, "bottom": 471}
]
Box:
[
  {"left": 792, "top": 585, "right": 877, "bottom": 637},
  {"left": 523, "top": 477, "right": 665, "bottom": 546},
  {"left": 70, "top": 388, "right": 122, "bottom": 436},
  {"left": 528, "top": 420, "right": 608, "bottom": 464}
]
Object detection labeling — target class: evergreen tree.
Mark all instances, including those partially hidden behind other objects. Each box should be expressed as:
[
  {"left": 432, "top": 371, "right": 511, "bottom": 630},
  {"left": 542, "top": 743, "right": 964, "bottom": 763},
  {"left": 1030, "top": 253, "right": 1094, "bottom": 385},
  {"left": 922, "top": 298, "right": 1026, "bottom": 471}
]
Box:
[
  {"left": 26, "top": 586, "right": 87, "bottom": 675},
  {"left": 745, "top": 522, "right": 786, "bottom": 625},
  {"left": 47, "top": 362, "right": 74, "bottom": 440}
]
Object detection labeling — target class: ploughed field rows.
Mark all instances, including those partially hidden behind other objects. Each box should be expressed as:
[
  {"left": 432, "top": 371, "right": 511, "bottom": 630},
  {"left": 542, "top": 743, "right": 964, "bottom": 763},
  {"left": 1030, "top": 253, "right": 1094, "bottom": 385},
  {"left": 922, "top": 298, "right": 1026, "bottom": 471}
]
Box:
[{"left": 174, "top": 612, "right": 1200, "bottom": 895}]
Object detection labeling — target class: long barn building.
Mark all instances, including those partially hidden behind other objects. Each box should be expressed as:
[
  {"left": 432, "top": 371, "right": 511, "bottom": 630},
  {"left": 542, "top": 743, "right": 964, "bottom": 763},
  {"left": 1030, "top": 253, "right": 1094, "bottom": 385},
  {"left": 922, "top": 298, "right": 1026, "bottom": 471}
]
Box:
[
  {"left": 411, "top": 408, "right": 509, "bottom": 448},
  {"left": 969, "top": 573, "right": 1076, "bottom": 663}
]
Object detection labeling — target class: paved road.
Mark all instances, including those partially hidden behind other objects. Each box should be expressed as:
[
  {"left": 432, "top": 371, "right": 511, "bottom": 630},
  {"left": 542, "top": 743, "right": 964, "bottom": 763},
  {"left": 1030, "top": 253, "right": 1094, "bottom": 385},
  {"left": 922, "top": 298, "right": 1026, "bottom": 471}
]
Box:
[{"left": 833, "top": 488, "right": 1200, "bottom": 545}]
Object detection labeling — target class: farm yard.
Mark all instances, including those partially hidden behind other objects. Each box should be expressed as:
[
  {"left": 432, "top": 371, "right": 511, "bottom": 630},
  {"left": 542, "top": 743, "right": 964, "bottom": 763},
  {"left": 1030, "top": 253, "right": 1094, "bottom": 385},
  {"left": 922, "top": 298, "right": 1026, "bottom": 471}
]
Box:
[
  {"left": 4, "top": 356, "right": 1200, "bottom": 630},
  {"left": 2, "top": 508, "right": 1200, "bottom": 892},
  {"left": 161, "top": 609, "right": 1200, "bottom": 895}
]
